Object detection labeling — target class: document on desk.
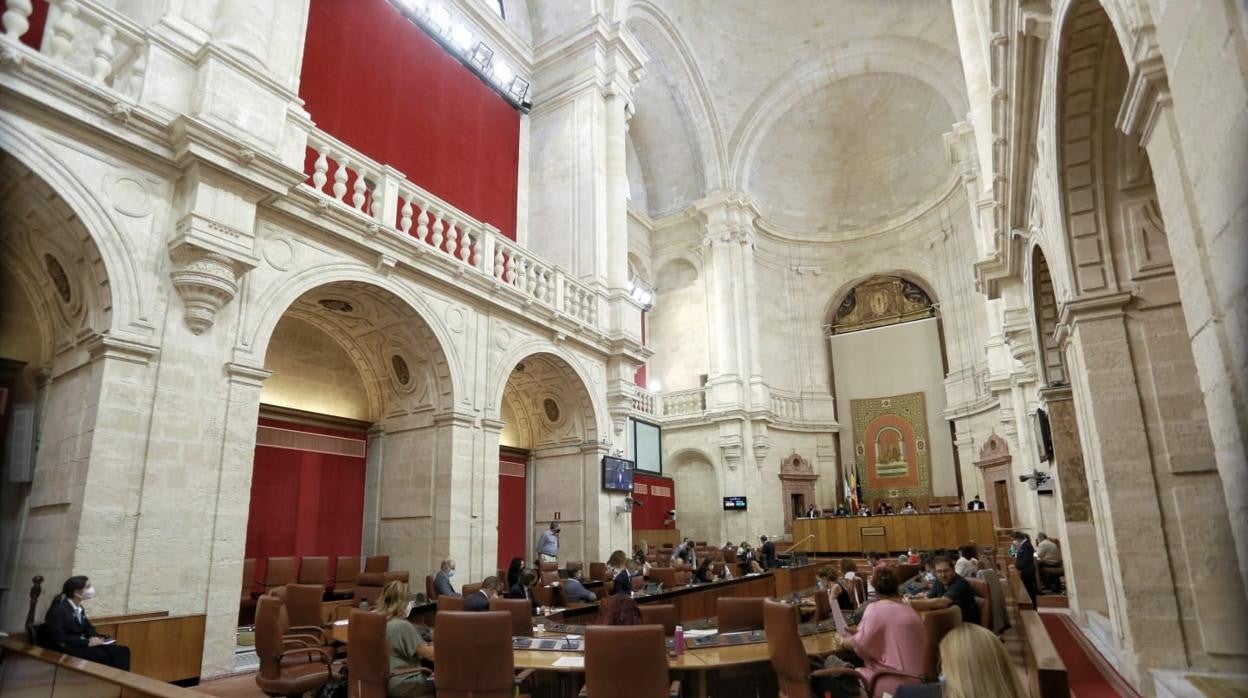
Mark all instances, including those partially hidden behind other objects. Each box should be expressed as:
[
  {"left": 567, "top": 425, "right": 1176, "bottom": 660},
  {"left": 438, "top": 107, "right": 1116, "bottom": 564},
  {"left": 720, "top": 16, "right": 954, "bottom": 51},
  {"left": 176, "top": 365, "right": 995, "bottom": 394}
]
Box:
[
  {"left": 684, "top": 629, "right": 717, "bottom": 638},
  {"left": 552, "top": 656, "right": 585, "bottom": 668}
]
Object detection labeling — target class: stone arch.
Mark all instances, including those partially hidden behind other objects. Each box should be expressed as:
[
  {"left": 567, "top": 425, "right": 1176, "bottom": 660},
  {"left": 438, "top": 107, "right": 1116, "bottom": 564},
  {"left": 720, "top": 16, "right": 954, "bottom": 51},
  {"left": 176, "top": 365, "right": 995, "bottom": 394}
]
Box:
[
  {"left": 1029, "top": 244, "right": 1066, "bottom": 387},
  {"left": 821, "top": 270, "right": 940, "bottom": 330},
  {"left": 487, "top": 340, "right": 608, "bottom": 443},
  {"left": 241, "top": 264, "right": 460, "bottom": 412},
  {"left": 668, "top": 448, "right": 720, "bottom": 544},
  {"left": 729, "top": 36, "right": 968, "bottom": 192},
  {"left": 0, "top": 124, "right": 145, "bottom": 339}
]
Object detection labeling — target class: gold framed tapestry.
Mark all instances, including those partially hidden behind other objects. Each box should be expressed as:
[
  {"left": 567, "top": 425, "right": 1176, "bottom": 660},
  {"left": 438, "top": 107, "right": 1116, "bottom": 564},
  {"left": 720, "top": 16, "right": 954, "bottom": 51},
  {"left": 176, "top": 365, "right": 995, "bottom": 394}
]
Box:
[{"left": 851, "top": 392, "right": 932, "bottom": 501}]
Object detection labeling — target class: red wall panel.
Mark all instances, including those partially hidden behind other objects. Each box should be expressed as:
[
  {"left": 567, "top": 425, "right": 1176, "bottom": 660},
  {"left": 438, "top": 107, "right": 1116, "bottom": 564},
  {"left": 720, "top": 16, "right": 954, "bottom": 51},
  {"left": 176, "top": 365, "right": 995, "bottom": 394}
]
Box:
[
  {"left": 246, "top": 418, "right": 367, "bottom": 581},
  {"left": 497, "top": 452, "right": 528, "bottom": 570},
  {"left": 300, "top": 0, "right": 520, "bottom": 238},
  {"left": 631, "top": 472, "right": 675, "bottom": 530}
]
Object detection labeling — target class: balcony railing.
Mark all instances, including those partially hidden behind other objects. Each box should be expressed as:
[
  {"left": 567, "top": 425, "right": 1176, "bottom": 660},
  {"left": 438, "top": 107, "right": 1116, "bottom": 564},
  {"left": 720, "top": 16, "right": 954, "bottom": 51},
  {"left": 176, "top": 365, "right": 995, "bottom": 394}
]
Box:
[{"left": 303, "top": 132, "right": 600, "bottom": 329}]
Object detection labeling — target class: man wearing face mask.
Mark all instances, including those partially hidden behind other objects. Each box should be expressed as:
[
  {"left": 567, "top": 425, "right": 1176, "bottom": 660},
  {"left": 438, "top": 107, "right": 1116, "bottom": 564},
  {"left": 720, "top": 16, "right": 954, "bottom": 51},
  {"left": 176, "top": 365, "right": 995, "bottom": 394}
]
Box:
[
  {"left": 43, "top": 575, "right": 131, "bottom": 669},
  {"left": 433, "top": 558, "right": 460, "bottom": 598}
]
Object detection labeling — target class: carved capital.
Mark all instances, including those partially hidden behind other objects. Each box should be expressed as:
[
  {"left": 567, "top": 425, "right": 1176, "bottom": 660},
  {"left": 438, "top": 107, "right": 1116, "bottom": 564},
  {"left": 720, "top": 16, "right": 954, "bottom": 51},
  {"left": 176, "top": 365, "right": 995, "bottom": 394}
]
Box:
[{"left": 168, "top": 243, "right": 246, "bottom": 334}]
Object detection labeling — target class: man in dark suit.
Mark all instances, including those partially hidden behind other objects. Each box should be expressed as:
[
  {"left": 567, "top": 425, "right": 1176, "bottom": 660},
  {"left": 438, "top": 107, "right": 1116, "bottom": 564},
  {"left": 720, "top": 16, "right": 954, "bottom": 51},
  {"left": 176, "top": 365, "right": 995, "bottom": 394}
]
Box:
[
  {"left": 759, "top": 535, "right": 776, "bottom": 569},
  {"left": 462, "top": 576, "right": 500, "bottom": 612},
  {"left": 967, "top": 494, "right": 986, "bottom": 511},
  {"left": 1012, "top": 531, "right": 1038, "bottom": 605},
  {"left": 506, "top": 570, "right": 541, "bottom": 613},
  {"left": 43, "top": 575, "right": 130, "bottom": 669}
]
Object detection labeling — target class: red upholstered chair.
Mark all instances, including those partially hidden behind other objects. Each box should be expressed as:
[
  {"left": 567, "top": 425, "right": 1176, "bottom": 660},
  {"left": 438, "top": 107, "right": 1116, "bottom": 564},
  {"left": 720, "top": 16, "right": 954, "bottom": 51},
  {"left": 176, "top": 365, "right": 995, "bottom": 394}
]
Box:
[
  {"left": 333, "top": 556, "right": 360, "bottom": 597},
  {"left": 717, "top": 597, "right": 766, "bottom": 632},
  {"left": 490, "top": 597, "right": 534, "bottom": 636},
  {"left": 254, "top": 595, "right": 334, "bottom": 697},
  {"left": 364, "top": 555, "right": 389, "bottom": 573},
  {"left": 347, "top": 609, "right": 430, "bottom": 698},
  {"left": 263, "top": 556, "right": 299, "bottom": 595},
  {"left": 432, "top": 612, "right": 534, "bottom": 697},
  {"left": 589, "top": 562, "right": 609, "bottom": 583},
  {"left": 583, "top": 625, "right": 678, "bottom": 698}
]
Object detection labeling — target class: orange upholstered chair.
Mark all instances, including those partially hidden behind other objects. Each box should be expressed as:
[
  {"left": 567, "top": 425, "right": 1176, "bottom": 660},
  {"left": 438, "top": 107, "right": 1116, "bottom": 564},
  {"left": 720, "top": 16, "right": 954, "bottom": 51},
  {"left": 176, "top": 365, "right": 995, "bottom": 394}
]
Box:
[
  {"left": 263, "top": 557, "right": 299, "bottom": 594},
  {"left": 717, "top": 597, "right": 765, "bottom": 632},
  {"left": 364, "top": 555, "right": 389, "bottom": 573},
  {"left": 253, "top": 595, "right": 334, "bottom": 697},
  {"left": 347, "top": 609, "right": 430, "bottom": 698},
  {"left": 490, "top": 597, "right": 534, "bottom": 636},
  {"left": 432, "top": 612, "right": 534, "bottom": 697},
  {"left": 638, "top": 604, "right": 678, "bottom": 635},
  {"left": 584, "top": 624, "right": 678, "bottom": 697},
  {"left": 333, "top": 556, "right": 360, "bottom": 597}
]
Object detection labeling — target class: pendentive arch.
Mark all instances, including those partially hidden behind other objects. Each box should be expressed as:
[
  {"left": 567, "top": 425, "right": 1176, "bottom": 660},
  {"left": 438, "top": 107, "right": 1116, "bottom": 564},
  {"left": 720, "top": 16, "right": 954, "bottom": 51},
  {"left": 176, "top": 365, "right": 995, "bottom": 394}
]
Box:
[{"left": 487, "top": 339, "right": 609, "bottom": 444}]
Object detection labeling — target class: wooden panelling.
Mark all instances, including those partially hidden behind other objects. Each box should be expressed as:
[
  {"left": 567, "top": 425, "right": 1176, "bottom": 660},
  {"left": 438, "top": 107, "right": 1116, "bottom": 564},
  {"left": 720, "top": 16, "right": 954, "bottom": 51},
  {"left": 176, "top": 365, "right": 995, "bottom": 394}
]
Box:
[
  {"left": 794, "top": 511, "right": 996, "bottom": 553},
  {"left": 0, "top": 638, "right": 202, "bottom": 697},
  {"left": 772, "top": 561, "right": 830, "bottom": 597},
  {"left": 634, "top": 529, "right": 681, "bottom": 547},
  {"left": 558, "top": 574, "right": 777, "bottom": 624},
  {"left": 91, "top": 614, "right": 206, "bottom": 683}
]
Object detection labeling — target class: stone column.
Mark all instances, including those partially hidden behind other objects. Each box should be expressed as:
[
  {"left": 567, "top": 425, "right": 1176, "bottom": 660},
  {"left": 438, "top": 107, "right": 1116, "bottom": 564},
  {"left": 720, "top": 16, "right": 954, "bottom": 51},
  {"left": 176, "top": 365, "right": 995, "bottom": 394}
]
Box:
[
  {"left": 430, "top": 411, "right": 482, "bottom": 580},
  {"left": 1039, "top": 385, "right": 1107, "bottom": 619},
  {"left": 1059, "top": 295, "right": 1183, "bottom": 686},
  {"left": 361, "top": 425, "right": 385, "bottom": 555}
]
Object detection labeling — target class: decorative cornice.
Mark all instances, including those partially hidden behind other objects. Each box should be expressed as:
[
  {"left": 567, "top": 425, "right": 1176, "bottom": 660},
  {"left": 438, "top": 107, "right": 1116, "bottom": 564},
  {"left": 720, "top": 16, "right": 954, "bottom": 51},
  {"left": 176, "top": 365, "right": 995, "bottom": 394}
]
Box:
[
  {"left": 432, "top": 410, "right": 478, "bottom": 429},
  {"left": 86, "top": 334, "right": 160, "bottom": 365},
  {"left": 224, "top": 361, "right": 272, "bottom": 387},
  {"left": 1116, "top": 53, "right": 1170, "bottom": 146},
  {"left": 1054, "top": 291, "right": 1133, "bottom": 344},
  {"left": 168, "top": 242, "right": 248, "bottom": 335}
]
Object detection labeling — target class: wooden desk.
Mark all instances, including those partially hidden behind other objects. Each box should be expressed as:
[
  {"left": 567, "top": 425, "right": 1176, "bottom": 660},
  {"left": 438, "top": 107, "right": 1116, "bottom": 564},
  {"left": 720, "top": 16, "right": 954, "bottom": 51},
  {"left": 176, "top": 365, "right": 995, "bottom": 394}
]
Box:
[
  {"left": 794, "top": 511, "right": 996, "bottom": 553},
  {"left": 556, "top": 573, "right": 777, "bottom": 623},
  {"left": 0, "top": 636, "right": 203, "bottom": 697},
  {"left": 772, "top": 560, "right": 831, "bottom": 597},
  {"left": 88, "top": 613, "right": 206, "bottom": 684}
]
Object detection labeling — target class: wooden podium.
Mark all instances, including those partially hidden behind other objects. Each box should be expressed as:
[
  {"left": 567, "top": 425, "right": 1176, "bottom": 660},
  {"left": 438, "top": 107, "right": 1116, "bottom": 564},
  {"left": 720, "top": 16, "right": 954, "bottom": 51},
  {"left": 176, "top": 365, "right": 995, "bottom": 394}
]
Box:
[{"left": 793, "top": 511, "right": 995, "bottom": 553}]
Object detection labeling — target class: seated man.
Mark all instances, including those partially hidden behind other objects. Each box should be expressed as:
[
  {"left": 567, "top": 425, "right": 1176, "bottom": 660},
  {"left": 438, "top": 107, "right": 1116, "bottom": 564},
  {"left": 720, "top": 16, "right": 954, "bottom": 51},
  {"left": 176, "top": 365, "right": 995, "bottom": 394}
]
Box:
[
  {"left": 954, "top": 545, "right": 979, "bottom": 579},
  {"left": 833, "top": 503, "right": 849, "bottom": 517},
  {"left": 1035, "top": 532, "right": 1064, "bottom": 591},
  {"left": 433, "top": 558, "right": 460, "bottom": 598},
  {"left": 462, "top": 576, "right": 499, "bottom": 612},
  {"left": 905, "top": 555, "right": 980, "bottom": 625},
  {"left": 560, "top": 568, "right": 597, "bottom": 603},
  {"left": 506, "top": 570, "right": 541, "bottom": 613}
]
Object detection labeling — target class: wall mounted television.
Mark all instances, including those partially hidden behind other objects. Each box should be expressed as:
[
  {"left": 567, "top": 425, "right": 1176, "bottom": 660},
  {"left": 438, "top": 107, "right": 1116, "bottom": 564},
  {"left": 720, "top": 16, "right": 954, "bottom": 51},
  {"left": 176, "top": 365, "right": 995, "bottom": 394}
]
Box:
[
  {"left": 723, "top": 496, "right": 748, "bottom": 511},
  {"left": 602, "top": 455, "right": 635, "bottom": 493}
]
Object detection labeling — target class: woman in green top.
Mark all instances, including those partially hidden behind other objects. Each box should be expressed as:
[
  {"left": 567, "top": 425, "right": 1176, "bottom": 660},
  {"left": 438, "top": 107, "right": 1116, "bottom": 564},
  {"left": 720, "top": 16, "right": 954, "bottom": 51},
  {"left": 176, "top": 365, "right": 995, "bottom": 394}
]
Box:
[{"left": 376, "top": 580, "right": 435, "bottom": 697}]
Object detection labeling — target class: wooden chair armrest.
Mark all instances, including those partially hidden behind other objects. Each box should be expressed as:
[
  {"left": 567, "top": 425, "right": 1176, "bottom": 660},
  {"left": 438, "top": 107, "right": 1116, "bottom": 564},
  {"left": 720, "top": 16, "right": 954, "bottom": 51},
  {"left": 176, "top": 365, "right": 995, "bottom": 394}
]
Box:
[
  {"left": 288, "top": 624, "right": 329, "bottom": 638},
  {"left": 515, "top": 668, "right": 536, "bottom": 683},
  {"left": 277, "top": 646, "right": 332, "bottom": 664},
  {"left": 281, "top": 635, "right": 323, "bottom": 650}
]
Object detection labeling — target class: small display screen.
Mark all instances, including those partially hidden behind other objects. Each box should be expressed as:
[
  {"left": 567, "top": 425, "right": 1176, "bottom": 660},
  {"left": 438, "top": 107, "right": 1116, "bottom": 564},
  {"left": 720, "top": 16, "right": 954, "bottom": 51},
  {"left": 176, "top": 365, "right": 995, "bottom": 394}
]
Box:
[
  {"left": 723, "top": 496, "right": 748, "bottom": 510},
  {"left": 602, "top": 456, "right": 635, "bottom": 492}
]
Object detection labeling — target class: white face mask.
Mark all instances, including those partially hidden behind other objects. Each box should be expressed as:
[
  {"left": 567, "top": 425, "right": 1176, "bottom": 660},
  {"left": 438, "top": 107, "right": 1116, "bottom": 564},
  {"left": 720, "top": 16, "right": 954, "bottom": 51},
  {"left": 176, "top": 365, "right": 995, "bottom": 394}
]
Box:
[
  {"left": 447, "top": 570, "right": 456, "bottom": 578},
  {"left": 81, "top": 586, "right": 96, "bottom": 601}
]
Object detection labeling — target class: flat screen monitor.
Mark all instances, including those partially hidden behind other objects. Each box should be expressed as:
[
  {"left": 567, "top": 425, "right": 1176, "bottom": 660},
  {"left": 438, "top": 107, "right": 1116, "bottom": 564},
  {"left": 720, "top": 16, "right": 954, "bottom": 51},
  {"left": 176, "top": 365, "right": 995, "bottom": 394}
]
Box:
[
  {"left": 723, "top": 496, "right": 747, "bottom": 511},
  {"left": 602, "top": 455, "right": 635, "bottom": 492}
]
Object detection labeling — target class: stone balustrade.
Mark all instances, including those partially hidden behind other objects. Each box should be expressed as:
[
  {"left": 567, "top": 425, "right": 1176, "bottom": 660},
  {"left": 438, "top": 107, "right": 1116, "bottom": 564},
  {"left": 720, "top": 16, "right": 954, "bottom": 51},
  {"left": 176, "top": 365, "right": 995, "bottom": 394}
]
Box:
[
  {"left": 661, "top": 388, "right": 706, "bottom": 418},
  {"left": 4, "top": 0, "right": 147, "bottom": 99},
  {"left": 629, "top": 385, "right": 657, "bottom": 416},
  {"left": 769, "top": 390, "right": 804, "bottom": 421},
  {"left": 303, "top": 131, "right": 602, "bottom": 331}
]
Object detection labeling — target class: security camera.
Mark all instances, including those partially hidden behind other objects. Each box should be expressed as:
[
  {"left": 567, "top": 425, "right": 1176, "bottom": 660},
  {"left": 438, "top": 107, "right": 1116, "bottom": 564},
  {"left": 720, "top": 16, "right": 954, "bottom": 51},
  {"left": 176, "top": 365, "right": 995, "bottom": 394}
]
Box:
[
  {"left": 1018, "top": 474, "right": 1031, "bottom": 483},
  {"left": 625, "top": 496, "right": 643, "bottom": 508}
]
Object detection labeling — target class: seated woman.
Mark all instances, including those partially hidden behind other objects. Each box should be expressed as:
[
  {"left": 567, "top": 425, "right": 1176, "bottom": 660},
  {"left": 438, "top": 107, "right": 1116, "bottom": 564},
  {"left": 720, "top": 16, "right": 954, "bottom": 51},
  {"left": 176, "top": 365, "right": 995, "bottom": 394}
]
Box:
[
  {"left": 694, "top": 558, "right": 715, "bottom": 584},
  {"left": 505, "top": 557, "right": 525, "bottom": 591},
  {"left": 597, "top": 593, "right": 642, "bottom": 625},
  {"left": 43, "top": 576, "right": 131, "bottom": 670},
  {"left": 607, "top": 550, "right": 632, "bottom": 595},
  {"left": 835, "top": 567, "right": 925, "bottom": 697},
  {"left": 894, "top": 623, "right": 1027, "bottom": 697},
  {"left": 900, "top": 501, "right": 918, "bottom": 514},
  {"left": 377, "top": 580, "right": 435, "bottom": 697}
]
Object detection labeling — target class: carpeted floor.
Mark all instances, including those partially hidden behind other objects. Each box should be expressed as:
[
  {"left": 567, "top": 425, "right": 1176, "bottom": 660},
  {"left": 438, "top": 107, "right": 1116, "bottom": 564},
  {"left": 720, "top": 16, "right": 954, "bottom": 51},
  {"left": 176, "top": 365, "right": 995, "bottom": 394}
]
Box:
[{"left": 1040, "top": 611, "right": 1141, "bottom": 698}]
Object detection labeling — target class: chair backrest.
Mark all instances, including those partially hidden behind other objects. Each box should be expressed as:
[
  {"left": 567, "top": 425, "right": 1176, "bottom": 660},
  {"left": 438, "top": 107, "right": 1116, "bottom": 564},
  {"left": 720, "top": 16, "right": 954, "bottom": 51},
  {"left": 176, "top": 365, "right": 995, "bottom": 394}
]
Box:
[
  {"left": 490, "top": 597, "right": 534, "bottom": 636},
  {"left": 538, "top": 561, "right": 559, "bottom": 573},
  {"left": 813, "top": 588, "right": 832, "bottom": 621},
  {"left": 584, "top": 625, "right": 670, "bottom": 698},
  {"left": 437, "top": 596, "right": 464, "bottom": 613},
  {"left": 347, "top": 609, "right": 390, "bottom": 698},
  {"left": 425, "top": 574, "right": 438, "bottom": 600},
  {"left": 967, "top": 577, "right": 992, "bottom": 629},
  {"left": 241, "top": 559, "right": 256, "bottom": 600},
  {"left": 532, "top": 584, "right": 554, "bottom": 607},
  {"left": 355, "top": 572, "right": 386, "bottom": 608},
  {"left": 335, "top": 556, "right": 361, "bottom": 587},
  {"left": 565, "top": 561, "right": 583, "bottom": 576},
  {"left": 433, "top": 612, "right": 516, "bottom": 697},
  {"left": 638, "top": 604, "right": 678, "bottom": 635},
  {"left": 850, "top": 577, "right": 868, "bottom": 608},
  {"left": 921, "top": 606, "right": 962, "bottom": 680},
  {"left": 650, "top": 567, "right": 677, "bottom": 589},
  {"left": 539, "top": 569, "right": 560, "bottom": 585},
  {"left": 632, "top": 575, "right": 645, "bottom": 592},
  {"left": 264, "top": 556, "right": 298, "bottom": 590},
  {"left": 718, "top": 597, "right": 766, "bottom": 632},
  {"left": 589, "top": 562, "right": 608, "bottom": 582},
  {"left": 462, "top": 583, "right": 482, "bottom": 598},
  {"left": 284, "top": 583, "right": 325, "bottom": 628},
  {"left": 299, "top": 556, "right": 330, "bottom": 585},
  {"left": 383, "top": 570, "right": 409, "bottom": 584},
  {"left": 896, "top": 564, "right": 921, "bottom": 583},
  {"left": 763, "top": 598, "right": 813, "bottom": 698},
  {"left": 254, "top": 595, "right": 285, "bottom": 680},
  {"left": 723, "top": 549, "right": 738, "bottom": 564},
  {"left": 364, "top": 555, "right": 389, "bottom": 573}
]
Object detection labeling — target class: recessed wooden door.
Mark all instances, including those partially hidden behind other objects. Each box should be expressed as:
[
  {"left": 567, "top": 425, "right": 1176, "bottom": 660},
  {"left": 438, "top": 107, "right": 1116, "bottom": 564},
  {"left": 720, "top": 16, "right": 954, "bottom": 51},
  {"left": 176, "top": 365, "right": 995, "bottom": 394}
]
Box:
[{"left": 993, "top": 479, "right": 1014, "bottom": 529}]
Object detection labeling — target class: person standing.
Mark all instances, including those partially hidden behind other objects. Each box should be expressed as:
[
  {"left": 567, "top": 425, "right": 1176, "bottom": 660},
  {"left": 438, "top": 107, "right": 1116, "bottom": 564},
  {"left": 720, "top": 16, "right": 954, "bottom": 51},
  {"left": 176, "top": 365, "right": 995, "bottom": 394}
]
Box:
[
  {"left": 759, "top": 535, "right": 776, "bottom": 569},
  {"left": 536, "top": 522, "right": 560, "bottom": 564},
  {"left": 43, "top": 576, "right": 131, "bottom": 670},
  {"left": 1013, "top": 531, "right": 1038, "bottom": 605}
]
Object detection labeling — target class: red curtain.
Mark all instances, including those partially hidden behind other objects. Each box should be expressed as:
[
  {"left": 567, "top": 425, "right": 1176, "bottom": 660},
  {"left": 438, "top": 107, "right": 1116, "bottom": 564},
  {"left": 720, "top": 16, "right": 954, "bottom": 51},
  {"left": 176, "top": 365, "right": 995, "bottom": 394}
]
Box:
[
  {"left": 246, "top": 418, "right": 367, "bottom": 580},
  {"left": 631, "top": 473, "right": 675, "bottom": 530},
  {"left": 300, "top": 0, "right": 520, "bottom": 238},
  {"left": 497, "top": 452, "right": 528, "bottom": 570}
]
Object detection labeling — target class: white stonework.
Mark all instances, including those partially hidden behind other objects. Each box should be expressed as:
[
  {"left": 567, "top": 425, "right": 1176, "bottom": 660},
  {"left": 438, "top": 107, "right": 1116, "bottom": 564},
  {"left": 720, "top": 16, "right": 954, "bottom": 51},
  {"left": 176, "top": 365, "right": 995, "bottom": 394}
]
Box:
[{"left": 0, "top": 1, "right": 1242, "bottom": 693}]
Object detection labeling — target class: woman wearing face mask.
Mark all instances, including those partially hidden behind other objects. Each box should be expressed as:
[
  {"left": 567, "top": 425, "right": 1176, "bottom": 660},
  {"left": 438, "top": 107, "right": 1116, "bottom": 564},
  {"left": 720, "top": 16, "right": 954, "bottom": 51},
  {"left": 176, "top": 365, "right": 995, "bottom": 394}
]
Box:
[
  {"left": 43, "top": 575, "right": 131, "bottom": 669},
  {"left": 378, "top": 580, "right": 435, "bottom": 696}
]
